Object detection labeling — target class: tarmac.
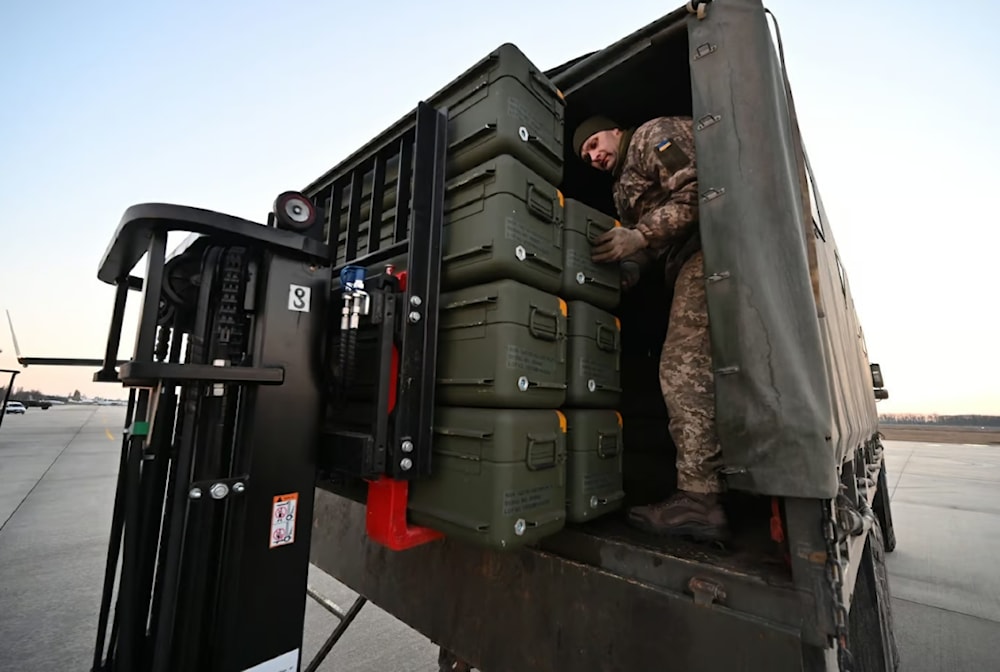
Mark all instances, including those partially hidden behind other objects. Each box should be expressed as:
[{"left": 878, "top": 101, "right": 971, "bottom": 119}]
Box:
[{"left": 1, "top": 405, "right": 998, "bottom": 671}]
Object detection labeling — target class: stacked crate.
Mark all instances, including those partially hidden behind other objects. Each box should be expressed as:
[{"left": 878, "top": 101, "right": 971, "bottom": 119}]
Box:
[
  {"left": 557, "top": 200, "right": 626, "bottom": 524},
  {"left": 317, "top": 43, "right": 626, "bottom": 550}
]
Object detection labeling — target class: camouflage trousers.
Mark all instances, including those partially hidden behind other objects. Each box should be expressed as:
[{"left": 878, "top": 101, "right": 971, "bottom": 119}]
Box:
[{"left": 660, "top": 249, "right": 723, "bottom": 494}]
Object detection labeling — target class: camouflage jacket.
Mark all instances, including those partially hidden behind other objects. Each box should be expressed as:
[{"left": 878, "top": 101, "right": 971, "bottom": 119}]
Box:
[{"left": 612, "top": 116, "right": 699, "bottom": 257}]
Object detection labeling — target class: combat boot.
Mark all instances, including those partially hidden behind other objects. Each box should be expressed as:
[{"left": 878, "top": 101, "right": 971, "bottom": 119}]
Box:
[{"left": 626, "top": 490, "right": 729, "bottom": 543}]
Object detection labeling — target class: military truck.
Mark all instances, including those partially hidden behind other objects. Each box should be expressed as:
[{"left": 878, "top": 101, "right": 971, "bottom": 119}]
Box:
[
  {"left": 12, "top": 1, "right": 898, "bottom": 670},
  {"left": 302, "top": 1, "right": 899, "bottom": 670}
]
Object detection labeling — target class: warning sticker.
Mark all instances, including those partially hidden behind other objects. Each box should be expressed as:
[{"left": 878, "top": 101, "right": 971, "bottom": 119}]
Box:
[{"left": 270, "top": 493, "right": 298, "bottom": 549}]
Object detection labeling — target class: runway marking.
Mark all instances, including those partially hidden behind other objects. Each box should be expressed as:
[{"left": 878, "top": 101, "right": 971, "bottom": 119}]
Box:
[{"left": 105, "top": 428, "right": 115, "bottom": 441}]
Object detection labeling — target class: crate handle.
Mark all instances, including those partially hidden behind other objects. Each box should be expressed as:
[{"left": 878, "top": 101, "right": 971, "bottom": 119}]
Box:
[
  {"left": 449, "top": 123, "right": 498, "bottom": 153},
  {"left": 434, "top": 426, "right": 494, "bottom": 440},
  {"left": 585, "top": 217, "right": 614, "bottom": 243},
  {"left": 440, "top": 294, "right": 498, "bottom": 312},
  {"left": 526, "top": 183, "right": 557, "bottom": 224},
  {"left": 528, "top": 305, "right": 561, "bottom": 341},
  {"left": 442, "top": 244, "right": 494, "bottom": 264},
  {"left": 445, "top": 167, "right": 496, "bottom": 195},
  {"left": 597, "top": 431, "right": 621, "bottom": 458},
  {"left": 529, "top": 68, "right": 563, "bottom": 110},
  {"left": 436, "top": 377, "right": 495, "bottom": 388},
  {"left": 595, "top": 323, "right": 619, "bottom": 352},
  {"left": 525, "top": 434, "right": 558, "bottom": 470}
]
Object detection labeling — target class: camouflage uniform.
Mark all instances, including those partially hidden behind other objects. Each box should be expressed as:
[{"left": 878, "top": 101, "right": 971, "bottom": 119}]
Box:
[{"left": 610, "top": 116, "right": 727, "bottom": 540}]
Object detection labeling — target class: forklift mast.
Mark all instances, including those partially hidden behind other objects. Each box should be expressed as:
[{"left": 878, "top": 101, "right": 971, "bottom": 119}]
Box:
[{"left": 75, "top": 101, "right": 449, "bottom": 672}]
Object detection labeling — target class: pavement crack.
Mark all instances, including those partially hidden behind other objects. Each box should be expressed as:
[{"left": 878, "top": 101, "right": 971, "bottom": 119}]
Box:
[
  {"left": 890, "top": 447, "right": 916, "bottom": 500},
  {"left": 0, "top": 407, "right": 99, "bottom": 534},
  {"left": 892, "top": 595, "right": 1000, "bottom": 626}
]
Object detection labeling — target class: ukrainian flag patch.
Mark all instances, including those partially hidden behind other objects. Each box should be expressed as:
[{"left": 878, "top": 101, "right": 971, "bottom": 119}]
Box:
[{"left": 654, "top": 137, "right": 689, "bottom": 172}]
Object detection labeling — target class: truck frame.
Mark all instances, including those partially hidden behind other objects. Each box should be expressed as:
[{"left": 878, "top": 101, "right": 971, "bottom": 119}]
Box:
[{"left": 9, "top": 1, "right": 898, "bottom": 670}]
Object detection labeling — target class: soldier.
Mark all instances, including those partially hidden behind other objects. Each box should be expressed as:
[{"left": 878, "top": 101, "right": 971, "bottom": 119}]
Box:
[{"left": 572, "top": 114, "right": 728, "bottom": 543}]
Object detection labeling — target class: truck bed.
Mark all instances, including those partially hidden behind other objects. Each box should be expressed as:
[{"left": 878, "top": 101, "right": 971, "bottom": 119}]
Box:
[{"left": 310, "top": 487, "right": 805, "bottom": 672}]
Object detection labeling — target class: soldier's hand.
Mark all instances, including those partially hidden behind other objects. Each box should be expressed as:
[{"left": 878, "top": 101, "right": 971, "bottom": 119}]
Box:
[{"left": 592, "top": 227, "right": 647, "bottom": 263}]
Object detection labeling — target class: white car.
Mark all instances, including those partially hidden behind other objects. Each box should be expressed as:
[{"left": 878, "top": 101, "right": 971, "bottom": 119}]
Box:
[{"left": 4, "top": 401, "right": 26, "bottom": 414}]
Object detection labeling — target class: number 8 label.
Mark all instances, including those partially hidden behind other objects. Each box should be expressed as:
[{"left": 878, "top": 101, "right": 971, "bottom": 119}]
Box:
[{"left": 287, "top": 284, "right": 311, "bottom": 312}]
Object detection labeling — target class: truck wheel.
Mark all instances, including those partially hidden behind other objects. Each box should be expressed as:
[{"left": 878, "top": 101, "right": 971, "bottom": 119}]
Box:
[
  {"left": 848, "top": 519, "right": 900, "bottom": 671},
  {"left": 872, "top": 463, "right": 896, "bottom": 552}
]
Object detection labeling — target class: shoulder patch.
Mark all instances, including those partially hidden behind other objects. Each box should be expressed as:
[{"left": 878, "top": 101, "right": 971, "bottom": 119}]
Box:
[{"left": 654, "top": 138, "right": 689, "bottom": 172}]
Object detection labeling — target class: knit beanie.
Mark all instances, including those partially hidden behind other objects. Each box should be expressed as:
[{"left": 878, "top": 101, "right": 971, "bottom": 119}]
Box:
[{"left": 572, "top": 115, "right": 619, "bottom": 158}]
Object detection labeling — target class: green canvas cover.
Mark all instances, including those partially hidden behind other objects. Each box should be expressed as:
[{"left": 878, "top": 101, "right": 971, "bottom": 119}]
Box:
[
  {"left": 686, "top": 1, "right": 881, "bottom": 497},
  {"left": 436, "top": 279, "right": 568, "bottom": 408},
  {"left": 407, "top": 407, "right": 567, "bottom": 550}
]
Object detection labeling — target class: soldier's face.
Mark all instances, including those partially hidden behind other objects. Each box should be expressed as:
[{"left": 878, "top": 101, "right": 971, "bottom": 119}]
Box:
[{"left": 579, "top": 129, "right": 622, "bottom": 172}]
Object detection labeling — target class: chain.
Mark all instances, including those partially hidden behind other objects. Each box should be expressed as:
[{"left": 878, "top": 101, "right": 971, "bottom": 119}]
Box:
[{"left": 822, "top": 497, "right": 854, "bottom": 671}]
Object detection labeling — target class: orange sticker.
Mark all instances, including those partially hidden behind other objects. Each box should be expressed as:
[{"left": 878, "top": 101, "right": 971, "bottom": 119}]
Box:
[{"left": 270, "top": 493, "right": 299, "bottom": 549}]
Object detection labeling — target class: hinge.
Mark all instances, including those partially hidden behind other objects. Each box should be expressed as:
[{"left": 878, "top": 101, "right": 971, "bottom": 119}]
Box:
[
  {"left": 700, "top": 187, "right": 725, "bottom": 203},
  {"left": 688, "top": 577, "right": 727, "bottom": 606},
  {"left": 696, "top": 114, "right": 721, "bottom": 131},
  {"left": 693, "top": 42, "right": 717, "bottom": 60}
]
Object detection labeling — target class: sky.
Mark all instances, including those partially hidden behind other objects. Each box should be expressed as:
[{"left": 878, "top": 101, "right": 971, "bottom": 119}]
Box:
[{"left": 1, "top": 0, "right": 998, "bottom": 416}]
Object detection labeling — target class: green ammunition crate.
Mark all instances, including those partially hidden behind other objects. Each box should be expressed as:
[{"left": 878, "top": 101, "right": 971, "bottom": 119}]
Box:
[
  {"left": 442, "top": 154, "right": 565, "bottom": 293},
  {"left": 563, "top": 409, "right": 625, "bottom": 522},
  {"left": 437, "top": 42, "right": 565, "bottom": 185},
  {"left": 327, "top": 154, "right": 565, "bottom": 291},
  {"left": 437, "top": 279, "right": 567, "bottom": 408},
  {"left": 560, "top": 199, "right": 621, "bottom": 310},
  {"left": 408, "top": 407, "right": 567, "bottom": 550},
  {"left": 565, "top": 301, "right": 622, "bottom": 407},
  {"left": 323, "top": 42, "right": 565, "bottom": 268}
]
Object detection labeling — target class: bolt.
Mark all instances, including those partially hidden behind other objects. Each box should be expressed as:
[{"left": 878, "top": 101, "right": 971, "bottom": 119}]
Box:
[
  {"left": 587, "top": 379, "right": 597, "bottom": 392},
  {"left": 410, "top": 295, "right": 422, "bottom": 307},
  {"left": 232, "top": 482, "right": 246, "bottom": 494},
  {"left": 576, "top": 271, "right": 586, "bottom": 285},
  {"left": 514, "top": 519, "right": 527, "bottom": 536},
  {"left": 400, "top": 458, "right": 413, "bottom": 471},
  {"left": 408, "top": 311, "right": 421, "bottom": 323},
  {"left": 590, "top": 496, "right": 599, "bottom": 509},
  {"left": 401, "top": 440, "right": 414, "bottom": 453},
  {"left": 518, "top": 376, "right": 529, "bottom": 392},
  {"left": 210, "top": 483, "right": 230, "bottom": 500},
  {"left": 189, "top": 488, "right": 203, "bottom": 500}
]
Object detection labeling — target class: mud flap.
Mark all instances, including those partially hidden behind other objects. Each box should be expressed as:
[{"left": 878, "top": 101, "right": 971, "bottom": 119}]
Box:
[
  {"left": 869, "top": 520, "right": 900, "bottom": 671},
  {"left": 848, "top": 519, "right": 900, "bottom": 671},
  {"left": 872, "top": 462, "right": 897, "bottom": 552}
]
